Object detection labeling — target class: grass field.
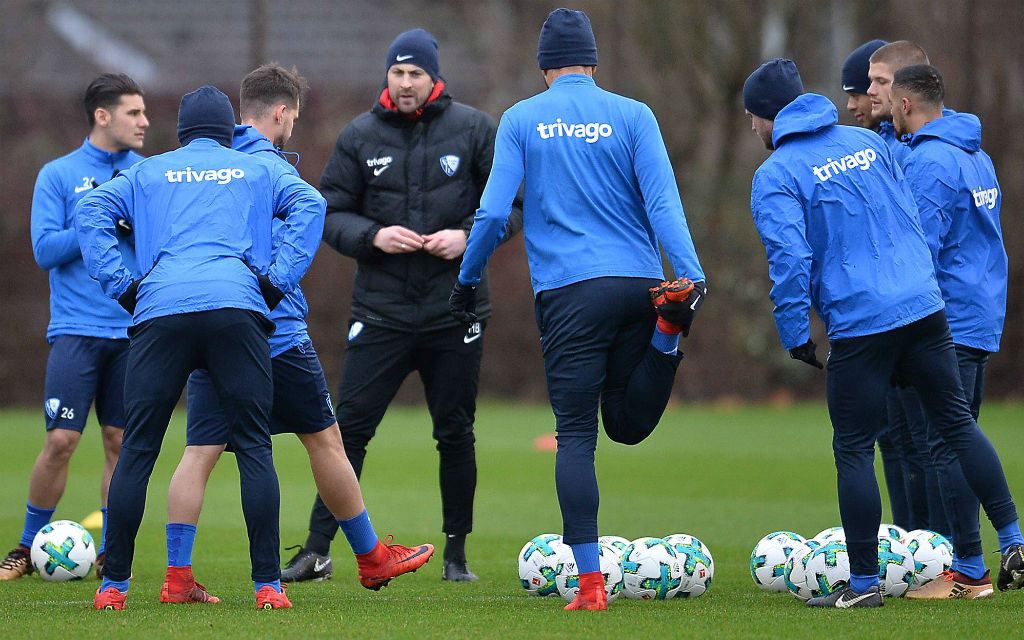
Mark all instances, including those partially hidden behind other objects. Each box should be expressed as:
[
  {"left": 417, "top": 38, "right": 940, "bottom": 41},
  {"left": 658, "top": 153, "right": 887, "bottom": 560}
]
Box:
[{"left": 0, "top": 401, "right": 1022, "bottom": 638}]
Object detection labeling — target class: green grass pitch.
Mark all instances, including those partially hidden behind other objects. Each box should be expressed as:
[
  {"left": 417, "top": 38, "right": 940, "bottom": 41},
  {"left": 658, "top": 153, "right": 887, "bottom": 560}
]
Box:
[{"left": 0, "top": 402, "right": 1021, "bottom": 638}]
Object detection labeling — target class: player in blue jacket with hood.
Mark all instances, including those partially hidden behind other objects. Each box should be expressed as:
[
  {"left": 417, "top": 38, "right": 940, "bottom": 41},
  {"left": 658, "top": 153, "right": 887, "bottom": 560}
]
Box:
[
  {"left": 450, "top": 9, "right": 705, "bottom": 611},
  {"left": 744, "top": 58, "right": 1024, "bottom": 608},
  {"left": 77, "top": 85, "right": 326, "bottom": 611},
  {"left": 890, "top": 65, "right": 1015, "bottom": 598}
]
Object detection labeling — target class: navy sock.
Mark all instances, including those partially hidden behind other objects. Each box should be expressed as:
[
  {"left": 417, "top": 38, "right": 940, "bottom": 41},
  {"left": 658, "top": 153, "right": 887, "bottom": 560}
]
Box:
[
  {"left": 255, "top": 579, "right": 281, "bottom": 593},
  {"left": 952, "top": 554, "right": 987, "bottom": 580},
  {"left": 997, "top": 520, "right": 1024, "bottom": 553},
  {"left": 19, "top": 502, "right": 55, "bottom": 548},
  {"left": 166, "top": 522, "right": 197, "bottom": 567},
  {"left": 570, "top": 542, "right": 601, "bottom": 575},
  {"left": 338, "top": 510, "right": 378, "bottom": 556},
  {"left": 444, "top": 534, "right": 467, "bottom": 563},
  {"left": 100, "top": 577, "right": 130, "bottom": 593},
  {"left": 98, "top": 507, "right": 108, "bottom": 556},
  {"left": 650, "top": 326, "right": 679, "bottom": 355},
  {"left": 849, "top": 572, "right": 878, "bottom": 593}
]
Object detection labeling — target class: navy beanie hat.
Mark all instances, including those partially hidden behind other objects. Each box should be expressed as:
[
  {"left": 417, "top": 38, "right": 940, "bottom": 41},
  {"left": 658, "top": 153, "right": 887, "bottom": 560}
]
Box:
[
  {"left": 177, "top": 85, "right": 235, "bottom": 147},
  {"left": 386, "top": 28, "right": 440, "bottom": 80},
  {"left": 743, "top": 58, "right": 805, "bottom": 120},
  {"left": 841, "top": 39, "right": 887, "bottom": 94},
  {"left": 537, "top": 8, "right": 598, "bottom": 70}
]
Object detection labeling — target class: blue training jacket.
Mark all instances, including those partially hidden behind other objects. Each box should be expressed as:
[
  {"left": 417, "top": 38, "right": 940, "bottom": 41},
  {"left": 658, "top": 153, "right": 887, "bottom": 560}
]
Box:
[
  {"left": 902, "top": 112, "right": 1006, "bottom": 353},
  {"left": 233, "top": 124, "right": 312, "bottom": 356},
  {"left": 876, "top": 120, "right": 910, "bottom": 167},
  {"left": 459, "top": 74, "right": 703, "bottom": 294},
  {"left": 30, "top": 138, "right": 142, "bottom": 342},
  {"left": 75, "top": 138, "right": 325, "bottom": 324},
  {"left": 750, "top": 93, "right": 944, "bottom": 349}
]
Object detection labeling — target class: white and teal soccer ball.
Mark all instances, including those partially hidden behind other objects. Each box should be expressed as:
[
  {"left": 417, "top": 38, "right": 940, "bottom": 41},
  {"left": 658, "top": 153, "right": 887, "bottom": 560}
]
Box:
[
  {"left": 804, "top": 540, "right": 850, "bottom": 598},
  {"left": 555, "top": 542, "right": 625, "bottom": 603},
  {"left": 517, "top": 534, "right": 568, "bottom": 597},
  {"left": 879, "top": 523, "right": 909, "bottom": 543},
  {"left": 750, "top": 531, "right": 805, "bottom": 592},
  {"left": 813, "top": 526, "right": 846, "bottom": 544},
  {"left": 784, "top": 539, "right": 822, "bottom": 601},
  {"left": 598, "top": 535, "right": 631, "bottom": 558},
  {"left": 665, "top": 533, "right": 714, "bottom": 598},
  {"left": 905, "top": 529, "right": 953, "bottom": 589},
  {"left": 621, "top": 537, "right": 683, "bottom": 600},
  {"left": 877, "top": 536, "right": 916, "bottom": 597},
  {"left": 30, "top": 520, "right": 96, "bottom": 582}
]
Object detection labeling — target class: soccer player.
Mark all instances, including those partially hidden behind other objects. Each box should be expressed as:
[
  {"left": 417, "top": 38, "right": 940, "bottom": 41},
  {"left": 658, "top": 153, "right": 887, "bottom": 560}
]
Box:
[
  {"left": 160, "top": 64, "right": 433, "bottom": 605},
  {"left": 77, "top": 85, "right": 325, "bottom": 610},
  {"left": 287, "top": 28, "right": 520, "bottom": 583},
  {"left": 891, "top": 65, "right": 1015, "bottom": 597},
  {"left": 866, "top": 40, "right": 930, "bottom": 164},
  {"left": 842, "top": 39, "right": 887, "bottom": 130},
  {"left": 449, "top": 9, "right": 706, "bottom": 611},
  {"left": 2, "top": 74, "right": 147, "bottom": 582},
  {"left": 743, "top": 58, "right": 1024, "bottom": 608}
]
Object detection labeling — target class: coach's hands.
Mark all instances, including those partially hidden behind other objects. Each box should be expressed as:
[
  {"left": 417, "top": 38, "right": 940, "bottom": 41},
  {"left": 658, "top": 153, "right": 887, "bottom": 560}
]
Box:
[
  {"left": 422, "top": 229, "right": 467, "bottom": 260},
  {"left": 789, "top": 339, "right": 824, "bottom": 369},
  {"left": 449, "top": 281, "right": 478, "bottom": 324},
  {"left": 117, "top": 279, "right": 140, "bottom": 315},
  {"left": 374, "top": 225, "right": 424, "bottom": 254}
]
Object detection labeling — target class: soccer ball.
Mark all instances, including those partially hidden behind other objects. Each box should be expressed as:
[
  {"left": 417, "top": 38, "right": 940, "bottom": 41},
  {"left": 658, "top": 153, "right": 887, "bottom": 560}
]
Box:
[
  {"left": 555, "top": 542, "right": 625, "bottom": 603},
  {"left": 784, "top": 539, "right": 822, "bottom": 601},
  {"left": 750, "top": 531, "right": 804, "bottom": 592},
  {"left": 879, "top": 523, "right": 909, "bottom": 543},
  {"left": 804, "top": 540, "right": 850, "bottom": 598},
  {"left": 905, "top": 529, "right": 952, "bottom": 589},
  {"left": 877, "top": 537, "right": 916, "bottom": 597},
  {"left": 30, "top": 520, "right": 96, "bottom": 582},
  {"left": 621, "top": 537, "right": 683, "bottom": 599},
  {"left": 598, "top": 535, "right": 631, "bottom": 557},
  {"left": 813, "top": 526, "right": 846, "bottom": 544},
  {"left": 665, "top": 533, "right": 714, "bottom": 598},
  {"left": 517, "top": 533, "right": 568, "bottom": 596}
]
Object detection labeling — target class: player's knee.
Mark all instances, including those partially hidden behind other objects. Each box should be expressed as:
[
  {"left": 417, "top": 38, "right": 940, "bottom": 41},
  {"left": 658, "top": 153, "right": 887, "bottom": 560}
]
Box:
[
  {"left": 434, "top": 425, "right": 475, "bottom": 453},
  {"left": 42, "top": 429, "right": 80, "bottom": 464}
]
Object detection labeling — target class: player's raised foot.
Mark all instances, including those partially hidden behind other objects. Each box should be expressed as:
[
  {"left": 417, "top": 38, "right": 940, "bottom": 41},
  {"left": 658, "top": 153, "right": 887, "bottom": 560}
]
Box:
[
  {"left": 648, "top": 278, "right": 695, "bottom": 334},
  {"left": 356, "top": 535, "right": 434, "bottom": 590},
  {"left": 0, "top": 546, "right": 32, "bottom": 580},
  {"left": 806, "top": 582, "right": 883, "bottom": 608},
  {"left": 997, "top": 544, "right": 1024, "bottom": 591},
  {"left": 905, "top": 570, "right": 993, "bottom": 599},
  {"left": 160, "top": 566, "right": 221, "bottom": 604},
  {"left": 564, "top": 571, "right": 608, "bottom": 611},
  {"left": 280, "top": 545, "right": 332, "bottom": 582},
  {"left": 442, "top": 559, "right": 479, "bottom": 582},
  {"left": 256, "top": 584, "right": 292, "bottom": 610},
  {"left": 94, "top": 553, "right": 104, "bottom": 579},
  {"left": 94, "top": 586, "right": 127, "bottom": 610}
]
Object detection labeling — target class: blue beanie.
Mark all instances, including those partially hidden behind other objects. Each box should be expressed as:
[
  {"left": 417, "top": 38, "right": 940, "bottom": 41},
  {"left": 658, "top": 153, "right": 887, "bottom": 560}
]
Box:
[
  {"left": 386, "top": 28, "right": 440, "bottom": 80},
  {"left": 841, "top": 39, "right": 887, "bottom": 94},
  {"left": 743, "top": 58, "right": 804, "bottom": 120},
  {"left": 537, "top": 8, "right": 598, "bottom": 70},
  {"left": 177, "top": 85, "right": 235, "bottom": 147}
]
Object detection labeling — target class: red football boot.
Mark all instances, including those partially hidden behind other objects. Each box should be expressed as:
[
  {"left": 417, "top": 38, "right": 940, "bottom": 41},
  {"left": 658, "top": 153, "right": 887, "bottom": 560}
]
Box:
[
  {"left": 160, "top": 566, "right": 221, "bottom": 604},
  {"left": 356, "top": 535, "right": 435, "bottom": 590},
  {"left": 564, "top": 571, "right": 608, "bottom": 611},
  {"left": 256, "top": 584, "right": 292, "bottom": 610},
  {"left": 93, "top": 587, "right": 127, "bottom": 610},
  {"left": 648, "top": 278, "right": 695, "bottom": 334}
]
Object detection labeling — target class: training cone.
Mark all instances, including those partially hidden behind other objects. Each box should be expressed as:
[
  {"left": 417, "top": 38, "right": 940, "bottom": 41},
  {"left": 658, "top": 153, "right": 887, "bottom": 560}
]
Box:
[
  {"left": 533, "top": 434, "right": 558, "bottom": 452},
  {"left": 81, "top": 510, "right": 104, "bottom": 530}
]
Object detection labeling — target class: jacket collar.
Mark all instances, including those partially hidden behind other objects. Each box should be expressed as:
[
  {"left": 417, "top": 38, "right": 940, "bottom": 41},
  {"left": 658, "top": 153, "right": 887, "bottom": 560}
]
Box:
[
  {"left": 81, "top": 137, "right": 134, "bottom": 164},
  {"left": 771, "top": 93, "right": 838, "bottom": 148},
  {"left": 374, "top": 80, "right": 450, "bottom": 123}
]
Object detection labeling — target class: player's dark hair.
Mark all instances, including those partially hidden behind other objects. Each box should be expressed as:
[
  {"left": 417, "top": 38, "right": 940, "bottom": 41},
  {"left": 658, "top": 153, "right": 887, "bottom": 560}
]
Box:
[
  {"left": 240, "top": 63, "right": 308, "bottom": 120},
  {"left": 869, "top": 41, "right": 929, "bottom": 71},
  {"left": 893, "top": 65, "right": 945, "bottom": 107},
  {"left": 84, "top": 73, "right": 144, "bottom": 127}
]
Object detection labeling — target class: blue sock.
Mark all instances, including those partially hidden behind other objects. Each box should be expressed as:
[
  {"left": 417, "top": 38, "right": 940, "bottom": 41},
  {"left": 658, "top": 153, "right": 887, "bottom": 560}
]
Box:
[
  {"left": 650, "top": 326, "right": 679, "bottom": 355},
  {"left": 849, "top": 572, "right": 878, "bottom": 593},
  {"left": 98, "top": 507, "right": 108, "bottom": 556},
  {"left": 339, "top": 509, "right": 379, "bottom": 555},
  {"left": 19, "top": 501, "right": 56, "bottom": 548},
  {"left": 166, "top": 522, "right": 197, "bottom": 567},
  {"left": 952, "top": 554, "right": 987, "bottom": 580},
  {"left": 100, "top": 577, "right": 130, "bottom": 593},
  {"left": 997, "top": 520, "right": 1024, "bottom": 553},
  {"left": 255, "top": 579, "right": 282, "bottom": 593},
  {"left": 570, "top": 542, "right": 601, "bottom": 575}
]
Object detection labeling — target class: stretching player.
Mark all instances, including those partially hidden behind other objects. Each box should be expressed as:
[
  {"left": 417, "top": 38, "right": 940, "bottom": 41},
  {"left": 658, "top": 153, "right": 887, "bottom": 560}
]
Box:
[
  {"left": 3, "top": 74, "right": 147, "bottom": 581},
  {"left": 743, "top": 58, "right": 1024, "bottom": 608},
  {"left": 161, "top": 65, "right": 433, "bottom": 605},
  {"left": 78, "top": 85, "right": 324, "bottom": 610},
  {"left": 450, "top": 9, "right": 706, "bottom": 611}
]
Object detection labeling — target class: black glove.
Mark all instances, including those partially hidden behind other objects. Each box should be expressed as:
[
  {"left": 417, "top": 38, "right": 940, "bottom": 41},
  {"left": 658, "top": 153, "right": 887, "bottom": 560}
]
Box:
[
  {"left": 789, "top": 339, "right": 824, "bottom": 369},
  {"left": 655, "top": 281, "right": 707, "bottom": 337},
  {"left": 255, "top": 272, "right": 285, "bottom": 311},
  {"left": 116, "top": 218, "right": 134, "bottom": 236},
  {"left": 117, "top": 280, "right": 140, "bottom": 315},
  {"left": 449, "top": 281, "right": 478, "bottom": 324}
]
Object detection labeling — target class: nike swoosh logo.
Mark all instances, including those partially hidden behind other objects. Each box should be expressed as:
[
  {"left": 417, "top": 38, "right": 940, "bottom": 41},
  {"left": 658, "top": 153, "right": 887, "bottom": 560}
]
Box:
[
  {"left": 464, "top": 332, "right": 482, "bottom": 344},
  {"left": 373, "top": 165, "right": 389, "bottom": 176},
  {"left": 837, "top": 590, "right": 875, "bottom": 607},
  {"left": 74, "top": 185, "right": 92, "bottom": 193},
  {"left": 397, "top": 546, "right": 431, "bottom": 564},
  {"left": 842, "top": 84, "right": 855, "bottom": 91},
  {"left": 688, "top": 293, "right": 702, "bottom": 310},
  {"left": 313, "top": 559, "right": 330, "bottom": 572},
  {"left": 396, "top": 54, "right": 414, "bottom": 62}
]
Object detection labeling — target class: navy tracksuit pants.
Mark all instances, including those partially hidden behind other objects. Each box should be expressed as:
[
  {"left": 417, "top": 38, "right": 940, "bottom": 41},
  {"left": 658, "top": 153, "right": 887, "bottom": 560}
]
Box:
[
  {"left": 535, "top": 277, "right": 683, "bottom": 545},
  {"left": 103, "top": 309, "right": 279, "bottom": 582},
  {"left": 826, "top": 310, "right": 1016, "bottom": 577}
]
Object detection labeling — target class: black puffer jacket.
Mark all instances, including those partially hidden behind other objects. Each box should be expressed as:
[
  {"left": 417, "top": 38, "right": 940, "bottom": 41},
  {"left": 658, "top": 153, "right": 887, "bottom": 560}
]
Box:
[{"left": 321, "top": 84, "right": 520, "bottom": 331}]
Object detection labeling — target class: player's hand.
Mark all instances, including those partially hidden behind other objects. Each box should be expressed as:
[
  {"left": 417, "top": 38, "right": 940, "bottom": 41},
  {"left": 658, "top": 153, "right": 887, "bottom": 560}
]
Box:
[
  {"left": 422, "top": 229, "right": 467, "bottom": 260},
  {"left": 117, "top": 280, "right": 140, "bottom": 315},
  {"left": 654, "top": 280, "right": 707, "bottom": 337},
  {"left": 789, "top": 339, "right": 824, "bottom": 369},
  {"left": 449, "top": 281, "right": 478, "bottom": 324},
  {"left": 255, "top": 273, "right": 285, "bottom": 311},
  {"left": 373, "top": 226, "right": 424, "bottom": 254}
]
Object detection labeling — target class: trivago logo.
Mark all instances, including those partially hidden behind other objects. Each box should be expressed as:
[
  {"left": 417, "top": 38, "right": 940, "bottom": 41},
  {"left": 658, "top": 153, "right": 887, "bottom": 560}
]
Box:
[
  {"left": 536, "top": 118, "right": 613, "bottom": 143},
  {"left": 972, "top": 186, "right": 998, "bottom": 210},
  {"left": 811, "top": 148, "right": 878, "bottom": 182},
  {"left": 164, "top": 167, "right": 246, "bottom": 185}
]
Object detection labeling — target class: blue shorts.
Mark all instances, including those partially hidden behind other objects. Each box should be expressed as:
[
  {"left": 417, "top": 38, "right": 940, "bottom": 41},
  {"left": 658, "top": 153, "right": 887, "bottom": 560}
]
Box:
[
  {"left": 44, "top": 335, "right": 129, "bottom": 432},
  {"left": 186, "top": 340, "right": 335, "bottom": 446}
]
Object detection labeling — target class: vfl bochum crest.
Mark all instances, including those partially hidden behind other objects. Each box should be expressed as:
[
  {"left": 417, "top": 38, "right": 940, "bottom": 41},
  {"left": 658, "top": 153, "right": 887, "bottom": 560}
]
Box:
[{"left": 439, "top": 155, "right": 460, "bottom": 177}]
